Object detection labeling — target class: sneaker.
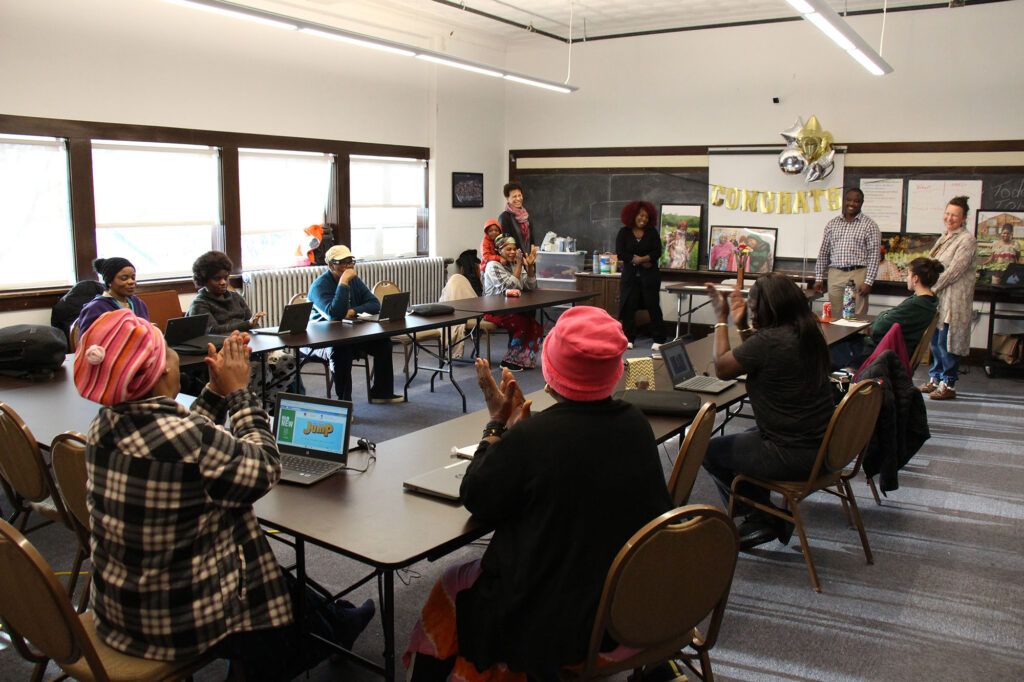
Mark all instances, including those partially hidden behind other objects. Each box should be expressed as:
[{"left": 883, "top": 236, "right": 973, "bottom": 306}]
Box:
[
  {"left": 627, "top": 342, "right": 634, "bottom": 350},
  {"left": 918, "top": 379, "right": 939, "bottom": 393},
  {"left": 369, "top": 393, "right": 406, "bottom": 404},
  {"left": 929, "top": 382, "right": 956, "bottom": 400},
  {"left": 499, "top": 361, "right": 525, "bottom": 372},
  {"left": 737, "top": 516, "right": 777, "bottom": 550}
]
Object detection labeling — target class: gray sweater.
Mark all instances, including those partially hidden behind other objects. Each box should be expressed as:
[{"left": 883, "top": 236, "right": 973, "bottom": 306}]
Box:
[{"left": 187, "top": 288, "right": 254, "bottom": 333}]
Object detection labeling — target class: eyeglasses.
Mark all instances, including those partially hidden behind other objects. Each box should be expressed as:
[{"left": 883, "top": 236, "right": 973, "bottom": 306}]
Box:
[{"left": 330, "top": 258, "right": 355, "bottom": 266}]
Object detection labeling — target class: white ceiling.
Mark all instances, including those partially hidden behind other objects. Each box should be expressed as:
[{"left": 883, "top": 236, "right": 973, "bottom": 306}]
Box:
[{"left": 267, "top": 0, "right": 943, "bottom": 43}]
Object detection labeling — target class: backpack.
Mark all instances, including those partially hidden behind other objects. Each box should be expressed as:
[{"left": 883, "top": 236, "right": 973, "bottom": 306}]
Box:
[
  {"left": 0, "top": 324, "right": 68, "bottom": 381},
  {"left": 51, "top": 280, "right": 105, "bottom": 342}
]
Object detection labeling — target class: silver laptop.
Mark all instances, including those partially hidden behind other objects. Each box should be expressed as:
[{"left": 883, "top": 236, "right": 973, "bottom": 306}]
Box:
[
  {"left": 660, "top": 338, "right": 737, "bottom": 394},
  {"left": 252, "top": 301, "right": 313, "bottom": 335},
  {"left": 165, "top": 314, "right": 228, "bottom": 355},
  {"left": 402, "top": 458, "right": 470, "bottom": 501},
  {"left": 274, "top": 393, "right": 353, "bottom": 486},
  {"left": 357, "top": 291, "right": 410, "bottom": 323}
]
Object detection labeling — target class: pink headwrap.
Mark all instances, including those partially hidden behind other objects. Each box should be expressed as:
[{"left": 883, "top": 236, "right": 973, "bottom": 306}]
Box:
[{"left": 74, "top": 308, "right": 167, "bottom": 406}]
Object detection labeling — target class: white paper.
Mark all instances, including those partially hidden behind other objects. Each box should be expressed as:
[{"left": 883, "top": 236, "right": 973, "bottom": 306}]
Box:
[
  {"left": 830, "top": 318, "right": 871, "bottom": 328},
  {"left": 451, "top": 444, "right": 478, "bottom": 459},
  {"left": 860, "top": 178, "right": 903, "bottom": 232},
  {"left": 906, "top": 180, "right": 983, "bottom": 234}
]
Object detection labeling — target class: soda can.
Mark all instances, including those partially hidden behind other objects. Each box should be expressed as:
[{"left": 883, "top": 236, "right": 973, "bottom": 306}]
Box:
[
  {"left": 822, "top": 302, "right": 832, "bottom": 320},
  {"left": 506, "top": 289, "right": 521, "bottom": 297}
]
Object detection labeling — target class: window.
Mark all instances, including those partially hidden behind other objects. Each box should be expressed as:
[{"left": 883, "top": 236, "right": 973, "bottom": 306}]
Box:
[
  {"left": 0, "top": 135, "right": 74, "bottom": 290},
  {"left": 239, "top": 149, "right": 333, "bottom": 269},
  {"left": 92, "top": 141, "right": 220, "bottom": 279},
  {"left": 350, "top": 155, "right": 426, "bottom": 259}
]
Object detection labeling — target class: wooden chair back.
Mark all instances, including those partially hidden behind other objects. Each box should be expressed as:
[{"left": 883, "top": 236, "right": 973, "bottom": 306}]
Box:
[
  {"left": 909, "top": 313, "right": 940, "bottom": 368},
  {"left": 136, "top": 289, "right": 183, "bottom": 333},
  {"left": 0, "top": 402, "right": 68, "bottom": 529},
  {"left": 806, "top": 380, "right": 883, "bottom": 487},
  {"left": 372, "top": 280, "right": 401, "bottom": 298},
  {"left": 69, "top": 319, "right": 81, "bottom": 352},
  {"left": 666, "top": 402, "right": 717, "bottom": 506},
  {"left": 50, "top": 432, "right": 91, "bottom": 546}
]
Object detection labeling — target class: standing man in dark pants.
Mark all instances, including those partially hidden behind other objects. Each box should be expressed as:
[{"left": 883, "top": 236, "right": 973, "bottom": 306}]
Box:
[
  {"left": 308, "top": 245, "right": 404, "bottom": 404},
  {"left": 813, "top": 188, "right": 881, "bottom": 316}
]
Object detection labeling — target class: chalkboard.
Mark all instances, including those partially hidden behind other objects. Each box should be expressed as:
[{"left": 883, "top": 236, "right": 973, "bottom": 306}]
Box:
[{"left": 518, "top": 171, "right": 709, "bottom": 258}]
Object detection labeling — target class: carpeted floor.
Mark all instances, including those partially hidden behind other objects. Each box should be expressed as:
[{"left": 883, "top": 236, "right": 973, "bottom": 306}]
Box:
[{"left": 3, "top": 332, "right": 1023, "bottom": 681}]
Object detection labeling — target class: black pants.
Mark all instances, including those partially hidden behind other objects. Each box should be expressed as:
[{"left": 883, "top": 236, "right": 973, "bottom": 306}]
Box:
[
  {"left": 618, "top": 275, "right": 665, "bottom": 342},
  {"left": 329, "top": 338, "right": 395, "bottom": 401}
]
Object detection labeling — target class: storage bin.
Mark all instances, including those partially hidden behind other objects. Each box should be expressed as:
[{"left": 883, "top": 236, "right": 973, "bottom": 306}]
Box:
[{"left": 536, "top": 251, "right": 585, "bottom": 280}]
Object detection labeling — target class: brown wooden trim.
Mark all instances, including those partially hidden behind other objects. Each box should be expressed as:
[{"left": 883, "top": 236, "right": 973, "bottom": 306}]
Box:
[
  {"left": 846, "top": 140, "right": 1024, "bottom": 154},
  {"left": 0, "top": 278, "right": 200, "bottom": 313},
  {"left": 66, "top": 138, "right": 97, "bottom": 280},
  {"left": 517, "top": 167, "right": 709, "bottom": 175},
  {"left": 220, "top": 147, "right": 242, "bottom": 269},
  {"left": 845, "top": 166, "right": 1024, "bottom": 174},
  {"left": 334, "top": 154, "right": 351, "bottom": 247},
  {"left": 512, "top": 145, "right": 709, "bottom": 159}
]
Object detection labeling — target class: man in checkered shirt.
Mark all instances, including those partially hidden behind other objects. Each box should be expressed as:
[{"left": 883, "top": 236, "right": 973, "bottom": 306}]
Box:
[
  {"left": 813, "top": 187, "right": 881, "bottom": 316},
  {"left": 75, "top": 309, "right": 373, "bottom": 680}
]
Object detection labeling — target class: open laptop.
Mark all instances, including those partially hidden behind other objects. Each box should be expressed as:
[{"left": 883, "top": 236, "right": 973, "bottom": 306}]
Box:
[
  {"left": 252, "top": 301, "right": 313, "bottom": 335},
  {"left": 273, "top": 393, "right": 353, "bottom": 486},
  {"left": 164, "top": 314, "right": 228, "bottom": 355},
  {"left": 1002, "top": 263, "right": 1024, "bottom": 287},
  {"left": 403, "top": 458, "right": 470, "bottom": 501},
  {"left": 356, "top": 291, "right": 410, "bottom": 323},
  {"left": 660, "top": 338, "right": 737, "bottom": 394}
]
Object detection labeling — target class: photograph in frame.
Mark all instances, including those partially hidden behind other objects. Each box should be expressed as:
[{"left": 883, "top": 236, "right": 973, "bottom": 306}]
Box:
[
  {"left": 877, "top": 232, "right": 942, "bottom": 282},
  {"left": 975, "top": 210, "right": 1024, "bottom": 285},
  {"left": 452, "top": 172, "right": 484, "bottom": 208},
  {"left": 658, "top": 204, "right": 702, "bottom": 270},
  {"left": 706, "top": 226, "right": 777, "bottom": 274}
]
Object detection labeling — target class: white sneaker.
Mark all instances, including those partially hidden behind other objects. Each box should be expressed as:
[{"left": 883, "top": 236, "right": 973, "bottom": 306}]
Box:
[
  {"left": 626, "top": 342, "right": 634, "bottom": 350},
  {"left": 651, "top": 342, "right": 662, "bottom": 352}
]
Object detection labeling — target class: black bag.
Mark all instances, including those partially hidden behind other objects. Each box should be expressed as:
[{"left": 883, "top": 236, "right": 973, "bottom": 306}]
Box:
[
  {"left": 613, "top": 389, "right": 701, "bottom": 417},
  {"left": 410, "top": 303, "right": 455, "bottom": 316},
  {"left": 51, "top": 280, "right": 105, "bottom": 342},
  {"left": 0, "top": 324, "right": 68, "bottom": 381}
]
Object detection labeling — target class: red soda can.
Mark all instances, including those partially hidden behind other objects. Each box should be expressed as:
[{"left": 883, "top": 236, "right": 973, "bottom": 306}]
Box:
[
  {"left": 823, "top": 302, "right": 832, "bottom": 320},
  {"left": 506, "top": 289, "right": 521, "bottom": 297}
]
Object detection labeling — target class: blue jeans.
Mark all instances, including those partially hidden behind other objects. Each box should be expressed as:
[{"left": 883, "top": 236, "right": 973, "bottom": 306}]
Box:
[{"left": 928, "top": 323, "right": 961, "bottom": 387}]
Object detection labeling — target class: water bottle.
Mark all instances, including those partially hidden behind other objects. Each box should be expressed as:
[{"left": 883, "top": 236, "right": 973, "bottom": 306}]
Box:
[{"left": 842, "top": 280, "right": 856, "bottom": 319}]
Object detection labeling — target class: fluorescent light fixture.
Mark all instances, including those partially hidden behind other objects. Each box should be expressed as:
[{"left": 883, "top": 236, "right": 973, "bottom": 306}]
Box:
[
  {"left": 416, "top": 54, "right": 502, "bottom": 78},
  {"left": 782, "top": 0, "right": 894, "bottom": 75},
  {"left": 161, "top": 0, "right": 577, "bottom": 92},
  {"left": 162, "top": 0, "right": 296, "bottom": 30},
  {"left": 503, "top": 75, "right": 573, "bottom": 94},
  {"left": 299, "top": 28, "right": 415, "bottom": 57}
]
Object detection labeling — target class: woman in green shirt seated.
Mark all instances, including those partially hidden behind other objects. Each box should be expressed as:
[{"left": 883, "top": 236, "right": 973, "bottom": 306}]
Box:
[{"left": 830, "top": 257, "right": 943, "bottom": 370}]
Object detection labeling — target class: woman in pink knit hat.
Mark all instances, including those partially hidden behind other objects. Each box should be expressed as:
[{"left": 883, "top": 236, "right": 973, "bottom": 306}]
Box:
[
  {"left": 404, "top": 306, "right": 672, "bottom": 681},
  {"left": 74, "top": 308, "right": 373, "bottom": 680}
]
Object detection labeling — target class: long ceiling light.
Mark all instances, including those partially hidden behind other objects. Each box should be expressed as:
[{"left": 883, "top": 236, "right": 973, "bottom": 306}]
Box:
[
  {"left": 160, "top": 0, "right": 577, "bottom": 93},
  {"left": 783, "top": 0, "right": 894, "bottom": 75}
]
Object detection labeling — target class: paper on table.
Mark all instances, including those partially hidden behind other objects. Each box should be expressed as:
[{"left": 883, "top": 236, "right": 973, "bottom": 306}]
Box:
[
  {"left": 451, "top": 444, "right": 478, "bottom": 460},
  {"left": 830, "top": 318, "right": 870, "bottom": 328}
]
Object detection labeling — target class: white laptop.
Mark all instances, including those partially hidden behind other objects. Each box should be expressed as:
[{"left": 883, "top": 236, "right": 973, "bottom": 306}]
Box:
[
  {"left": 660, "top": 338, "right": 737, "bottom": 394},
  {"left": 402, "top": 459, "right": 470, "bottom": 501}
]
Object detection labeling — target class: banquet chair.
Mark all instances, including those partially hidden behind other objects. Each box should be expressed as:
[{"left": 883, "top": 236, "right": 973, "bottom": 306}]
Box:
[
  {"left": 0, "top": 402, "right": 71, "bottom": 538},
  {"left": 563, "top": 505, "right": 739, "bottom": 681},
  {"left": 136, "top": 289, "right": 183, "bottom": 333},
  {"left": 291, "top": 292, "right": 373, "bottom": 399},
  {"left": 372, "top": 280, "right": 442, "bottom": 386},
  {"left": 50, "top": 431, "right": 92, "bottom": 611},
  {"left": 729, "top": 380, "right": 882, "bottom": 592},
  {"left": 0, "top": 518, "right": 212, "bottom": 682},
  {"left": 666, "top": 402, "right": 717, "bottom": 506}
]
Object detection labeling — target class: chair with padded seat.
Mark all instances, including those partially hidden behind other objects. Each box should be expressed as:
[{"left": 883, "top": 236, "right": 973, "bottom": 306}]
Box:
[
  {"left": 728, "top": 379, "right": 883, "bottom": 592},
  {"left": 0, "top": 517, "right": 213, "bottom": 682},
  {"left": 135, "top": 289, "right": 183, "bottom": 333},
  {"left": 666, "top": 402, "right": 717, "bottom": 507},
  {"left": 0, "top": 402, "right": 71, "bottom": 538},
  {"left": 50, "top": 431, "right": 92, "bottom": 612},
  {"left": 563, "top": 504, "right": 739, "bottom": 682},
  {"left": 289, "top": 292, "right": 344, "bottom": 398},
  {"left": 371, "top": 280, "right": 442, "bottom": 388}
]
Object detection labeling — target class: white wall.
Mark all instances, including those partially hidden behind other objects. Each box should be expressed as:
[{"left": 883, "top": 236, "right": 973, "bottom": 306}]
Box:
[{"left": 502, "top": 2, "right": 1024, "bottom": 147}]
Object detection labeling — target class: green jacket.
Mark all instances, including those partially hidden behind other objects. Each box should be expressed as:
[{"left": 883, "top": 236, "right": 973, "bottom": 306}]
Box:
[{"left": 868, "top": 293, "right": 938, "bottom": 355}]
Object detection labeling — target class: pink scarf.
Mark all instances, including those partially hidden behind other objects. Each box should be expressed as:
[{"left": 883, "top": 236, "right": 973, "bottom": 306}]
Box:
[{"left": 506, "top": 203, "right": 530, "bottom": 245}]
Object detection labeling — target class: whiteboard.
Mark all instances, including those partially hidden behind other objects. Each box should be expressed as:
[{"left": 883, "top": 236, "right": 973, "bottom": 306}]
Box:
[
  {"left": 906, "top": 180, "right": 983, "bottom": 234},
  {"left": 708, "top": 150, "right": 846, "bottom": 262}
]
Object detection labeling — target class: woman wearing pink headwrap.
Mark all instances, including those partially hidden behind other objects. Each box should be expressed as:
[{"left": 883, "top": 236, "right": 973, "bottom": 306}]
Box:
[
  {"left": 74, "top": 309, "right": 373, "bottom": 680},
  {"left": 404, "top": 306, "right": 672, "bottom": 681}
]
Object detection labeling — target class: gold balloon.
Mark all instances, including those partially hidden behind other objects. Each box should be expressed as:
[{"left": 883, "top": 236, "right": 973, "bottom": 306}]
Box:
[{"left": 796, "top": 115, "right": 834, "bottom": 164}]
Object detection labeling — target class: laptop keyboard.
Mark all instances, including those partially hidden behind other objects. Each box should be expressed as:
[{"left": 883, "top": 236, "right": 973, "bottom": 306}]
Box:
[
  {"left": 281, "top": 454, "right": 341, "bottom": 476},
  {"left": 678, "top": 375, "right": 734, "bottom": 393}
]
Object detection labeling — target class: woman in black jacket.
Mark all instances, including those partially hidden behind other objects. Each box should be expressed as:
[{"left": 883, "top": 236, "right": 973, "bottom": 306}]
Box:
[{"left": 615, "top": 200, "right": 666, "bottom": 345}]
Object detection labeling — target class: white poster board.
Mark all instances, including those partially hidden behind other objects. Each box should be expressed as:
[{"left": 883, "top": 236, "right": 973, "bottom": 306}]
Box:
[
  {"left": 859, "top": 178, "right": 903, "bottom": 233},
  {"left": 708, "top": 149, "right": 846, "bottom": 264},
  {"left": 906, "top": 180, "right": 982, "bottom": 234}
]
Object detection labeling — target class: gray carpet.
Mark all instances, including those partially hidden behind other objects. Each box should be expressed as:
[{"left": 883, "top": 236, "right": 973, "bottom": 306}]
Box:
[{"left": 3, "top": 334, "right": 1024, "bottom": 681}]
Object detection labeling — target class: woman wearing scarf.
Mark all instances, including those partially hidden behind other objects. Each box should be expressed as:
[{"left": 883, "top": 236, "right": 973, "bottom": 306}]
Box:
[
  {"left": 497, "top": 182, "right": 536, "bottom": 252},
  {"left": 482, "top": 235, "right": 542, "bottom": 371}
]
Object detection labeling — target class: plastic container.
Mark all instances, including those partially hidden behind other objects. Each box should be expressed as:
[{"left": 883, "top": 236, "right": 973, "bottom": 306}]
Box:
[
  {"left": 599, "top": 254, "right": 612, "bottom": 274},
  {"left": 536, "top": 250, "right": 585, "bottom": 280},
  {"left": 842, "top": 280, "right": 856, "bottom": 319}
]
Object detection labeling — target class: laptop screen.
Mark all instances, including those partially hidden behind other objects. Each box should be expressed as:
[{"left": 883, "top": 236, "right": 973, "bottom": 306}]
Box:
[
  {"left": 274, "top": 393, "right": 352, "bottom": 463},
  {"left": 660, "top": 340, "right": 697, "bottom": 384}
]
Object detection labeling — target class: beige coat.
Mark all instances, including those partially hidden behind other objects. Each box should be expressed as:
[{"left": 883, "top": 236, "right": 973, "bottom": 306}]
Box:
[{"left": 930, "top": 228, "right": 977, "bottom": 356}]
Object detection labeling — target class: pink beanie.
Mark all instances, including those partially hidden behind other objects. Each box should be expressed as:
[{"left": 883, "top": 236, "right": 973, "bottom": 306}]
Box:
[
  {"left": 542, "top": 306, "right": 627, "bottom": 401},
  {"left": 74, "top": 308, "right": 167, "bottom": 406}
]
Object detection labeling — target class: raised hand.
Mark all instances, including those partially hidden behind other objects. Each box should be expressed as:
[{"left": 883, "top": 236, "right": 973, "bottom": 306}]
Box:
[
  {"left": 705, "top": 284, "right": 730, "bottom": 323},
  {"left": 475, "top": 358, "right": 531, "bottom": 425},
  {"left": 249, "top": 311, "right": 267, "bottom": 327},
  {"left": 728, "top": 286, "right": 747, "bottom": 327},
  {"left": 205, "top": 331, "right": 252, "bottom": 396}
]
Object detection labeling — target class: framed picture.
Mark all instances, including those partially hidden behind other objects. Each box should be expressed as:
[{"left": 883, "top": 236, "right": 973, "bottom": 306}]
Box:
[
  {"left": 706, "top": 226, "right": 777, "bottom": 274},
  {"left": 878, "top": 232, "right": 942, "bottom": 282},
  {"left": 658, "top": 204, "right": 702, "bottom": 270},
  {"left": 975, "top": 210, "right": 1024, "bottom": 284},
  {"left": 451, "top": 172, "right": 483, "bottom": 208}
]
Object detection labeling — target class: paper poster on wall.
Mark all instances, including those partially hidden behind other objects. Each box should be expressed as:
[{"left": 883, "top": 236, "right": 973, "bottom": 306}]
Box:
[
  {"left": 906, "top": 180, "right": 983, "bottom": 234},
  {"left": 708, "top": 148, "right": 845, "bottom": 264},
  {"left": 859, "top": 178, "right": 903, "bottom": 233}
]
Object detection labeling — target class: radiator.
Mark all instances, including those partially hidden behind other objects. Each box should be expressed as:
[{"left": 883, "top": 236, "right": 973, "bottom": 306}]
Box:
[{"left": 242, "top": 257, "right": 446, "bottom": 324}]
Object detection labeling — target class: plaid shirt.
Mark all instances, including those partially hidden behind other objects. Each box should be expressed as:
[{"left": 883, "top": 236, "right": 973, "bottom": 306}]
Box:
[
  {"left": 814, "top": 212, "right": 882, "bottom": 284},
  {"left": 86, "top": 387, "right": 293, "bottom": 661}
]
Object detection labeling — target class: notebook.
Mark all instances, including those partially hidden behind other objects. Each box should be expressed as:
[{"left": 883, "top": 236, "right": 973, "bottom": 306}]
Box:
[
  {"left": 273, "top": 392, "right": 353, "bottom": 486},
  {"left": 164, "top": 314, "right": 228, "bottom": 355},
  {"left": 659, "top": 338, "right": 737, "bottom": 394},
  {"left": 402, "top": 458, "right": 470, "bottom": 501},
  {"left": 252, "top": 301, "right": 313, "bottom": 335},
  {"left": 356, "top": 291, "right": 411, "bottom": 323}
]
